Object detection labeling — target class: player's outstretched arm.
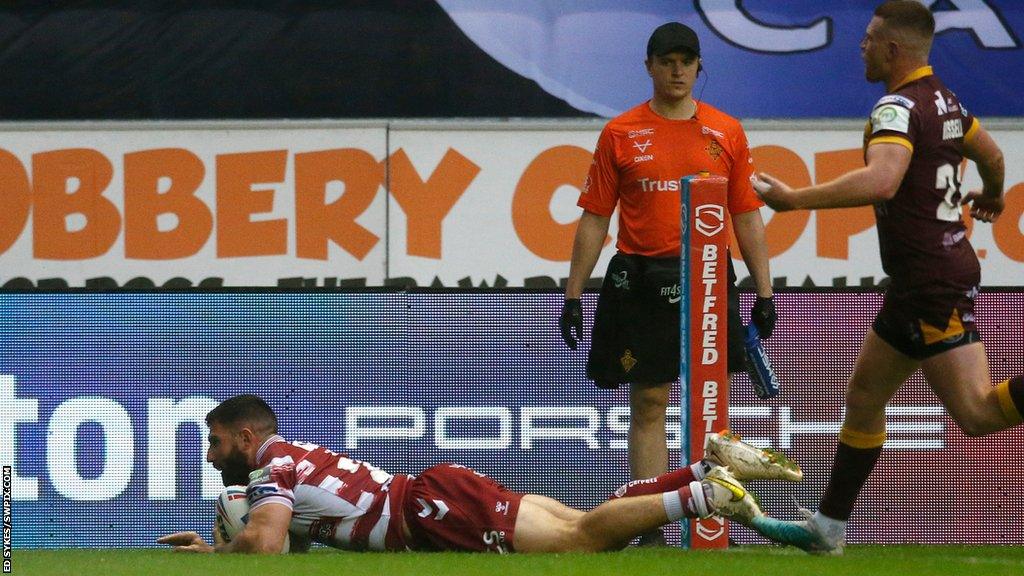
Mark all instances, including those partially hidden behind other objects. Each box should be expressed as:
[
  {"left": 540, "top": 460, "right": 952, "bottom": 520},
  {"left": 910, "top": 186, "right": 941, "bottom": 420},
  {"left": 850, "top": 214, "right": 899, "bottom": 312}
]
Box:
[
  {"left": 157, "top": 531, "right": 214, "bottom": 553},
  {"left": 158, "top": 502, "right": 292, "bottom": 554},
  {"left": 753, "top": 142, "right": 911, "bottom": 211}
]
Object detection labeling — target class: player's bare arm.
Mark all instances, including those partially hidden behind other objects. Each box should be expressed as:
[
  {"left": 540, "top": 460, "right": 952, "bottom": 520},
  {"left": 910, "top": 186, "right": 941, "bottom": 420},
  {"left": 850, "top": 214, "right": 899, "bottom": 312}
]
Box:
[
  {"left": 564, "top": 211, "right": 611, "bottom": 299},
  {"left": 731, "top": 209, "right": 773, "bottom": 298},
  {"left": 752, "top": 142, "right": 911, "bottom": 211},
  {"left": 158, "top": 501, "right": 292, "bottom": 554},
  {"left": 961, "top": 125, "right": 1006, "bottom": 223}
]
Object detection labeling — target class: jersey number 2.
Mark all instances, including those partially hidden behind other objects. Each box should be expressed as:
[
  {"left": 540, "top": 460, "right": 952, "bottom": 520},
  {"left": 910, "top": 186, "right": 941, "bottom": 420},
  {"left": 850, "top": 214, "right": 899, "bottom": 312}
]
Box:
[{"left": 935, "top": 163, "right": 962, "bottom": 222}]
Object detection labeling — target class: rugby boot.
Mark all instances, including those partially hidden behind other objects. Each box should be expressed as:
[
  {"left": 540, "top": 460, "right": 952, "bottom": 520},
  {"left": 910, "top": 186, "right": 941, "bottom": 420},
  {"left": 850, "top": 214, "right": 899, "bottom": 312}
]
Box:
[
  {"left": 703, "top": 466, "right": 764, "bottom": 526},
  {"left": 704, "top": 429, "right": 803, "bottom": 482},
  {"left": 750, "top": 507, "right": 845, "bottom": 555}
]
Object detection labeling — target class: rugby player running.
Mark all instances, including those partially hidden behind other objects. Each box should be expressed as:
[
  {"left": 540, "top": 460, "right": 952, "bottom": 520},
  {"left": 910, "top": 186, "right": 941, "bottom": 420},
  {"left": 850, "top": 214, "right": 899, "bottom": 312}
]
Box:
[{"left": 750, "top": 0, "right": 1021, "bottom": 554}]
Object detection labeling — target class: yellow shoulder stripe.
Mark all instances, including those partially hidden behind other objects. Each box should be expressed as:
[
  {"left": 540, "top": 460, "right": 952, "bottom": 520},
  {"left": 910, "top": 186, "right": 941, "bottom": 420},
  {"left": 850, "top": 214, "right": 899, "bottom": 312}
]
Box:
[
  {"left": 868, "top": 136, "right": 913, "bottom": 153},
  {"left": 964, "top": 118, "right": 980, "bottom": 143}
]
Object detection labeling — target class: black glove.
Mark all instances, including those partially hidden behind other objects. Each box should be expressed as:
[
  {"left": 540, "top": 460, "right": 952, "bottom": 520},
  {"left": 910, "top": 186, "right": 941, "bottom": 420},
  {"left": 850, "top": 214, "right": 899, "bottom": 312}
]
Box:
[
  {"left": 751, "top": 296, "right": 776, "bottom": 339},
  {"left": 559, "top": 298, "right": 583, "bottom": 350}
]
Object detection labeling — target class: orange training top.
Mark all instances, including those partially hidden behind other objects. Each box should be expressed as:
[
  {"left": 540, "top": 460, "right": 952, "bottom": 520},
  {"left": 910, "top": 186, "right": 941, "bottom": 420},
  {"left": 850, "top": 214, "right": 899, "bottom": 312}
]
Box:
[{"left": 579, "top": 100, "right": 761, "bottom": 257}]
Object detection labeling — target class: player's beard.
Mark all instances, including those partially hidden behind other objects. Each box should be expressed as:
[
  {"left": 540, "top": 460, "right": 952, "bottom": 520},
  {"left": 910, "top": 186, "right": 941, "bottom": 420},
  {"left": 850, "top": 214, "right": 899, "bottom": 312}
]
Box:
[{"left": 218, "top": 449, "right": 253, "bottom": 486}]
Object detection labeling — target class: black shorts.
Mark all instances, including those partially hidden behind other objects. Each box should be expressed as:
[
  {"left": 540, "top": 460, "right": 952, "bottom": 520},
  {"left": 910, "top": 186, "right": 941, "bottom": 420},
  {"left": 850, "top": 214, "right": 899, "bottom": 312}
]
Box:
[
  {"left": 873, "top": 282, "right": 981, "bottom": 360},
  {"left": 586, "top": 252, "right": 745, "bottom": 389}
]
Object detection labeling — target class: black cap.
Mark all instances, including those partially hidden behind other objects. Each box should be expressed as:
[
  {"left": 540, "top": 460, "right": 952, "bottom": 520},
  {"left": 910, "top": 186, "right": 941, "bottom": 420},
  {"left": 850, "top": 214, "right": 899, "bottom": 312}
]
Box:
[{"left": 646, "top": 22, "right": 700, "bottom": 58}]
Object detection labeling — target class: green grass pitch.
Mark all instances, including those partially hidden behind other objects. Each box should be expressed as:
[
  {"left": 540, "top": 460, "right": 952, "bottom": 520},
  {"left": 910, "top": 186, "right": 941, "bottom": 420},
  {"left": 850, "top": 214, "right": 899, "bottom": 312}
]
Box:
[{"left": 11, "top": 545, "right": 1024, "bottom": 576}]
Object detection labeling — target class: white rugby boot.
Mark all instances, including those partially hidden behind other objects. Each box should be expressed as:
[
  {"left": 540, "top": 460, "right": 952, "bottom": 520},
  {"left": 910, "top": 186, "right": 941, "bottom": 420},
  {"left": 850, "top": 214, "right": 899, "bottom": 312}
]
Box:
[
  {"left": 704, "top": 429, "right": 803, "bottom": 482},
  {"left": 702, "top": 466, "right": 764, "bottom": 527}
]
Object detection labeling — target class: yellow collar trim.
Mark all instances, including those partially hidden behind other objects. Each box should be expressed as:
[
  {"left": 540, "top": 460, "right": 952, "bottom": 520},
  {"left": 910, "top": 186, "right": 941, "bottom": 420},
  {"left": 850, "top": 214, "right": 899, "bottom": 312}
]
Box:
[{"left": 893, "top": 66, "right": 933, "bottom": 90}]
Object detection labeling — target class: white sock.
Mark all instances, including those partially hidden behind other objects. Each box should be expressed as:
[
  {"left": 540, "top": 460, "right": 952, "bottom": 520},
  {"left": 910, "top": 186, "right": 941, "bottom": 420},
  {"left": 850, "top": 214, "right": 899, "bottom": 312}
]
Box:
[
  {"left": 662, "top": 490, "right": 685, "bottom": 522},
  {"left": 689, "top": 481, "right": 711, "bottom": 518},
  {"left": 690, "top": 460, "right": 710, "bottom": 480}
]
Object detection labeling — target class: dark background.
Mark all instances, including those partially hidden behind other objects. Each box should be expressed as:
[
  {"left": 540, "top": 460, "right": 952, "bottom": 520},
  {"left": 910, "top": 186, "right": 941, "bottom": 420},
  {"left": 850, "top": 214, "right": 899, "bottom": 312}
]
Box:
[{"left": 0, "top": 1, "right": 586, "bottom": 119}]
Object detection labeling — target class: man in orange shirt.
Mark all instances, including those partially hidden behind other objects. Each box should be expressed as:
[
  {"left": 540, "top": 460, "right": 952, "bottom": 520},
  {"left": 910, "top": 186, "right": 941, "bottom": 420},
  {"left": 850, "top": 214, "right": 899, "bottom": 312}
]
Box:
[{"left": 558, "top": 22, "right": 783, "bottom": 545}]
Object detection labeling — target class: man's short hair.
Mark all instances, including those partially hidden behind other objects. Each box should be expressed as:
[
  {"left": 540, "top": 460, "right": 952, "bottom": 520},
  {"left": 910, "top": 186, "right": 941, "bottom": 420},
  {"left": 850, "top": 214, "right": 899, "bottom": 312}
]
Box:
[
  {"left": 206, "top": 394, "right": 278, "bottom": 435},
  {"left": 875, "top": 0, "right": 935, "bottom": 39}
]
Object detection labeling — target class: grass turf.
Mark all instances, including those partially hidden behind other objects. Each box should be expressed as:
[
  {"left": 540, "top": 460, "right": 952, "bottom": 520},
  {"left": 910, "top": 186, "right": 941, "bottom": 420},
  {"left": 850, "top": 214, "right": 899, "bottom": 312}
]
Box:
[{"left": 10, "top": 545, "right": 1024, "bottom": 576}]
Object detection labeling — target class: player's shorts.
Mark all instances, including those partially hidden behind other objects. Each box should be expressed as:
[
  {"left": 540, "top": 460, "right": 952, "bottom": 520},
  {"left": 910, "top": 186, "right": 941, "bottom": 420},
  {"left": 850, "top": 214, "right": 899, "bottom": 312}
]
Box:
[
  {"left": 872, "top": 282, "right": 981, "bottom": 360},
  {"left": 586, "top": 252, "right": 744, "bottom": 389},
  {"left": 403, "top": 463, "right": 525, "bottom": 553}
]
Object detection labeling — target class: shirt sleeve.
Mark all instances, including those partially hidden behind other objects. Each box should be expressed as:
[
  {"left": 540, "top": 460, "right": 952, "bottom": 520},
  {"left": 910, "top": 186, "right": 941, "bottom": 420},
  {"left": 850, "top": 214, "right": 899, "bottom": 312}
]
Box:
[
  {"left": 726, "top": 124, "right": 763, "bottom": 215},
  {"left": 247, "top": 460, "right": 296, "bottom": 512},
  {"left": 577, "top": 125, "right": 620, "bottom": 217},
  {"left": 961, "top": 101, "right": 980, "bottom": 144},
  {"left": 867, "top": 94, "right": 915, "bottom": 152}
]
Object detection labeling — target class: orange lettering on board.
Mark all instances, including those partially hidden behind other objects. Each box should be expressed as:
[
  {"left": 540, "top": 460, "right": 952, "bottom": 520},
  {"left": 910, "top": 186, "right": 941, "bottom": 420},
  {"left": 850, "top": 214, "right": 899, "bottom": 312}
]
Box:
[
  {"left": 512, "top": 145, "right": 595, "bottom": 261},
  {"left": 814, "top": 148, "right": 875, "bottom": 259},
  {"left": 216, "top": 151, "right": 288, "bottom": 257},
  {"left": 124, "top": 148, "right": 211, "bottom": 259},
  {"left": 0, "top": 149, "right": 31, "bottom": 255},
  {"left": 33, "top": 149, "right": 119, "bottom": 259},
  {"left": 992, "top": 183, "right": 1024, "bottom": 262},
  {"left": 295, "top": 149, "right": 383, "bottom": 260},
  {"left": 732, "top": 145, "right": 812, "bottom": 260},
  {"left": 389, "top": 148, "right": 479, "bottom": 259}
]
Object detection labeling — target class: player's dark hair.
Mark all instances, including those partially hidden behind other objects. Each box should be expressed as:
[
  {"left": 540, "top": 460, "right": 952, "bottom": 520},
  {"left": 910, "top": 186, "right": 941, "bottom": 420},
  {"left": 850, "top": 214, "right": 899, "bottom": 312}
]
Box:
[
  {"left": 206, "top": 394, "right": 278, "bottom": 435},
  {"left": 874, "top": 0, "right": 935, "bottom": 38}
]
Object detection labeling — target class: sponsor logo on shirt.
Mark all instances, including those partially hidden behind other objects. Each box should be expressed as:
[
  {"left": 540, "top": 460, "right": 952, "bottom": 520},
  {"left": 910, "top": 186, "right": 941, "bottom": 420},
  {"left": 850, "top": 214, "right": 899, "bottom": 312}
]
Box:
[
  {"left": 638, "top": 178, "right": 680, "bottom": 192},
  {"left": 870, "top": 103, "right": 910, "bottom": 134},
  {"left": 701, "top": 125, "right": 725, "bottom": 139},
  {"left": 628, "top": 128, "right": 655, "bottom": 138},
  {"left": 661, "top": 283, "right": 682, "bottom": 304},
  {"left": 876, "top": 94, "right": 915, "bottom": 109},
  {"left": 942, "top": 118, "right": 964, "bottom": 140},
  {"left": 632, "top": 139, "right": 654, "bottom": 162},
  {"left": 611, "top": 271, "right": 630, "bottom": 290}
]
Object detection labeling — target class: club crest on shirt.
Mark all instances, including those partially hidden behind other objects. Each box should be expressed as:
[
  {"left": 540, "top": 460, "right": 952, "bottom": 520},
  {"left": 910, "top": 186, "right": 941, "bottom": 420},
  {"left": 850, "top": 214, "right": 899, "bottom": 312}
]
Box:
[
  {"left": 620, "top": 349, "right": 637, "bottom": 373},
  {"left": 705, "top": 139, "right": 723, "bottom": 160}
]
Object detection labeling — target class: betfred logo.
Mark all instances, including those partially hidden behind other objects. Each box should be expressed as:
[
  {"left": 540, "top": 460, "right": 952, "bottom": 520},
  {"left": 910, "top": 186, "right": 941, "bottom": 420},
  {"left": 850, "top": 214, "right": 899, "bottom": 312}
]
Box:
[
  {"left": 696, "top": 516, "right": 725, "bottom": 541},
  {"left": 694, "top": 204, "right": 724, "bottom": 237}
]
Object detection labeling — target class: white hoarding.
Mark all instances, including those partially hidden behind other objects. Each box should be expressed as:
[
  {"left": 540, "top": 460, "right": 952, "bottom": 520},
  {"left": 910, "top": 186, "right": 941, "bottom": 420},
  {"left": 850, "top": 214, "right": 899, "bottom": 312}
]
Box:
[{"left": 1, "top": 120, "right": 1021, "bottom": 287}]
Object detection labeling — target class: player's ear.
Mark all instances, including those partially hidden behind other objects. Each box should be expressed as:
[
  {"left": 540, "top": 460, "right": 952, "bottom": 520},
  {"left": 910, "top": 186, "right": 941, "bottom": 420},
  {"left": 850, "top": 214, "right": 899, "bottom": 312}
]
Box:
[{"left": 238, "top": 426, "right": 258, "bottom": 448}]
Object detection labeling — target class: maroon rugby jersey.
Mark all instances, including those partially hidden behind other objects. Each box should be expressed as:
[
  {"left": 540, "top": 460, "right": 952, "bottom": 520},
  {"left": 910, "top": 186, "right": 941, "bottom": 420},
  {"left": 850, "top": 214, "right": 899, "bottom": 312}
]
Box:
[
  {"left": 863, "top": 66, "right": 981, "bottom": 289},
  {"left": 246, "top": 435, "right": 411, "bottom": 551}
]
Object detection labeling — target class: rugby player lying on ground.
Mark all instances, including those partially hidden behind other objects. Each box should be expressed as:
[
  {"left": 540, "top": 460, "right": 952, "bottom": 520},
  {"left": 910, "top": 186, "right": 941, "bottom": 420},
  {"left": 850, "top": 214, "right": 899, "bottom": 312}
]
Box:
[{"left": 159, "top": 394, "right": 801, "bottom": 553}]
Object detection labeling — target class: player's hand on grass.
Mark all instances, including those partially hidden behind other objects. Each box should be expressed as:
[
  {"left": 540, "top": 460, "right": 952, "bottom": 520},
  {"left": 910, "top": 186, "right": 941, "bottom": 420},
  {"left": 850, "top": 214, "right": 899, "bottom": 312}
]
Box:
[
  {"left": 963, "top": 190, "right": 1003, "bottom": 223},
  {"left": 751, "top": 173, "right": 796, "bottom": 211},
  {"left": 559, "top": 298, "right": 583, "bottom": 350},
  {"left": 157, "top": 531, "right": 215, "bottom": 553}
]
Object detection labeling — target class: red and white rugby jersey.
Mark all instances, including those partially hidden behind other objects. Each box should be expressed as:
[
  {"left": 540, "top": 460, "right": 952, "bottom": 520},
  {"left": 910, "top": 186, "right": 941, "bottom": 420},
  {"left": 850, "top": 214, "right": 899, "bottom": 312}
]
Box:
[{"left": 247, "top": 435, "right": 411, "bottom": 551}]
